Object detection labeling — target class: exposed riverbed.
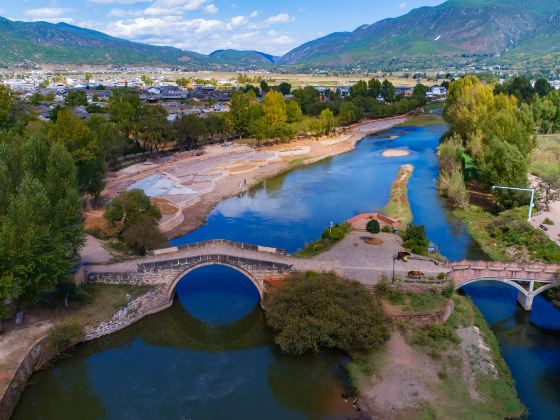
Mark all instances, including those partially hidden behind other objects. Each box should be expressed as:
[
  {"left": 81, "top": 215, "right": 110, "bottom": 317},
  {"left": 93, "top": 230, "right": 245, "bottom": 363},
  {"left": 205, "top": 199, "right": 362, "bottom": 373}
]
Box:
[{"left": 13, "top": 124, "right": 560, "bottom": 419}]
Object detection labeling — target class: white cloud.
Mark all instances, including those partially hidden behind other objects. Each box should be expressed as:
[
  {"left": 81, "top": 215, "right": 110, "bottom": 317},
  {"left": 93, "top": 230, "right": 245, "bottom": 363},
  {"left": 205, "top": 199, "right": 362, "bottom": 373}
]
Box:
[
  {"left": 264, "top": 13, "right": 294, "bottom": 25},
  {"left": 249, "top": 10, "right": 259, "bottom": 18},
  {"left": 204, "top": 3, "right": 218, "bottom": 14},
  {"left": 24, "top": 8, "right": 70, "bottom": 18},
  {"left": 94, "top": 12, "right": 299, "bottom": 55},
  {"left": 399, "top": 2, "right": 408, "bottom": 9},
  {"left": 229, "top": 15, "right": 247, "bottom": 27}
]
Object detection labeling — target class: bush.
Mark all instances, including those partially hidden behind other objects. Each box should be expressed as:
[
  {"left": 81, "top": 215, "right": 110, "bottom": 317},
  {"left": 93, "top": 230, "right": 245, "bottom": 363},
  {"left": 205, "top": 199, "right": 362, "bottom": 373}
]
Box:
[
  {"left": 47, "top": 323, "right": 83, "bottom": 354},
  {"left": 543, "top": 218, "right": 554, "bottom": 225},
  {"left": 266, "top": 272, "right": 390, "bottom": 354},
  {"left": 403, "top": 224, "right": 429, "bottom": 254},
  {"left": 382, "top": 224, "right": 393, "bottom": 233},
  {"left": 321, "top": 223, "right": 349, "bottom": 241},
  {"left": 439, "top": 169, "right": 469, "bottom": 209}
]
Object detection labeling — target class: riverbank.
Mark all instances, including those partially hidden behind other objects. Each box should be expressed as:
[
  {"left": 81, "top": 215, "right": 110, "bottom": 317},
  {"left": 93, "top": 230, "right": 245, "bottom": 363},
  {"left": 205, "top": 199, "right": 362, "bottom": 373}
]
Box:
[
  {"left": 0, "top": 284, "right": 147, "bottom": 418},
  {"left": 351, "top": 294, "right": 525, "bottom": 419},
  {"left": 84, "top": 116, "right": 408, "bottom": 243}
]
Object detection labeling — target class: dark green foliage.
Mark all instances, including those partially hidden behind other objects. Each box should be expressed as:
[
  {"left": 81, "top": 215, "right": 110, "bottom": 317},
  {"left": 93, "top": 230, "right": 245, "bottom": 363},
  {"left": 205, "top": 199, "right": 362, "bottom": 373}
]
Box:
[
  {"left": 403, "top": 224, "right": 429, "bottom": 254},
  {"left": 104, "top": 189, "right": 161, "bottom": 230},
  {"left": 366, "top": 219, "right": 380, "bottom": 236},
  {"left": 275, "top": 82, "right": 292, "bottom": 95},
  {"left": 486, "top": 207, "right": 560, "bottom": 263},
  {"left": 266, "top": 271, "right": 390, "bottom": 354},
  {"left": 0, "top": 127, "right": 84, "bottom": 313},
  {"left": 104, "top": 189, "right": 164, "bottom": 255},
  {"left": 122, "top": 219, "right": 166, "bottom": 255},
  {"left": 494, "top": 76, "right": 535, "bottom": 104},
  {"left": 296, "top": 222, "right": 351, "bottom": 257},
  {"left": 64, "top": 91, "right": 87, "bottom": 107}
]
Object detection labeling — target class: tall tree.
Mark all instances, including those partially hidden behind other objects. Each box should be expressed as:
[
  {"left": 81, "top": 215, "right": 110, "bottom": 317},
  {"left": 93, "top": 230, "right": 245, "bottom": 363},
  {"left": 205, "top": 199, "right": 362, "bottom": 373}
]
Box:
[{"left": 262, "top": 91, "right": 287, "bottom": 125}]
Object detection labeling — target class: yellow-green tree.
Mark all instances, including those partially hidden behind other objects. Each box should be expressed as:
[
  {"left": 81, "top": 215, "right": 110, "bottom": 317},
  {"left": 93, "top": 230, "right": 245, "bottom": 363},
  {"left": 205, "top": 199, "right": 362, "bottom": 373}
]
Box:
[{"left": 262, "top": 90, "right": 287, "bottom": 125}]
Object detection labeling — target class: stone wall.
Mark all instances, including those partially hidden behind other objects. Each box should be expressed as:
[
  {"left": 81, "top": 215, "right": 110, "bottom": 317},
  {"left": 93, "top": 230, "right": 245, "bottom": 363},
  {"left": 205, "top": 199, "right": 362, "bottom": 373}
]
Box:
[
  {"left": 84, "top": 285, "right": 171, "bottom": 340},
  {"left": 0, "top": 336, "right": 48, "bottom": 419},
  {"left": 390, "top": 299, "right": 455, "bottom": 326}
]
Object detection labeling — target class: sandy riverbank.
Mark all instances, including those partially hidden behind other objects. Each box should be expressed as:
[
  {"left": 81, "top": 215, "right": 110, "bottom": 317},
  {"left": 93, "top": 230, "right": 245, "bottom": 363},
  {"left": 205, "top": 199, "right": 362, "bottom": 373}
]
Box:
[{"left": 87, "top": 115, "right": 407, "bottom": 240}]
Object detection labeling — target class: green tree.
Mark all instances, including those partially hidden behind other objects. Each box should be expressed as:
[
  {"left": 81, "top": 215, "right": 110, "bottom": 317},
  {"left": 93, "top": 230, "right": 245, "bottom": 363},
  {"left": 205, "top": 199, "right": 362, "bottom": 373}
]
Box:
[
  {"left": 366, "top": 219, "right": 380, "bottom": 237},
  {"left": 293, "top": 86, "right": 320, "bottom": 114},
  {"left": 122, "top": 219, "right": 166, "bottom": 255},
  {"left": 367, "top": 78, "right": 382, "bottom": 97},
  {"left": 276, "top": 82, "right": 292, "bottom": 96},
  {"left": 412, "top": 83, "right": 428, "bottom": 99},
  {"left": 381, "top": 79, "right": 395, "bottom": 102},
  {"left": 285, "top": 100, "right": 303, "bottom": 123},
  {"left": 534, "top": 78, "right": 552, "bottom": 97},
  {"left": 319, "top": 108, "right": 336, "bottom": 134},
  {"left": 64, "top": 91, "right": 88, "bottom": 107},
  {"left": 350, "top": 80, "right": 368, "bottom": 98},
  {"left": 262, "top": 90, "right": 287, "bottom": 125},
  {"left": 48, "top": 109, "right": 104, "bottom": 195},
  {"left": 229, "top": 90, "right": 261, "bottom": 136},
  {"left": 337, "top": 102, "right": 362, "bottom": 125},
  {"left": 480, "top": 137, "right": 529, "bottom": 205},
  {"left": 260, "top": 80, "right": 270, "bottom": 93},
  {"left": 104, "top": 189, "right": 161, "bottom": 232},
  {"left": 266, "top": 271, "right": 389, "bottom": 354},
  {"left": 0, "top": 138, "right": 83, "bottom": 312}
]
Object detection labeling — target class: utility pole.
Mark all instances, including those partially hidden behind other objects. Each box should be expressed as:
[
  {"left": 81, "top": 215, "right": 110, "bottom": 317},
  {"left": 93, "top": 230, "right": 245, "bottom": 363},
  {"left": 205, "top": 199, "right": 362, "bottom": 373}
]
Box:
[{"left": 491, "top": 185, "right": 535, "bottom": 221}]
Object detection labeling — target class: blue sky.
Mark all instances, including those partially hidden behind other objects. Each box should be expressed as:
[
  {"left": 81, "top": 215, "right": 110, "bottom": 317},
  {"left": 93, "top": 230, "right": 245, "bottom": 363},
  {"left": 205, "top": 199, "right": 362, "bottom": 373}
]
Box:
[{"left": 2, "top": 0, "right": 445, "bottom": 55}]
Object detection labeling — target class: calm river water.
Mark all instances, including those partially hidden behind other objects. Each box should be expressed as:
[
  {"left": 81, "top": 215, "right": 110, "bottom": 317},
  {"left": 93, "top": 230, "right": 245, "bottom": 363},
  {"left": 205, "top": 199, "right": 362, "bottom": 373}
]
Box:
[{"left": 14, "top": 124, "right": 560, "bottom": 419}]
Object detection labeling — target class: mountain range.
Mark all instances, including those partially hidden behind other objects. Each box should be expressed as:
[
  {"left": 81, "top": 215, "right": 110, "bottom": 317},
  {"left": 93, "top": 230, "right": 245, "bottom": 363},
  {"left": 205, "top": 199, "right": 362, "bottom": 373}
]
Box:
[{"left": 1, "top": 0, "right": 560, "bottom": 70}]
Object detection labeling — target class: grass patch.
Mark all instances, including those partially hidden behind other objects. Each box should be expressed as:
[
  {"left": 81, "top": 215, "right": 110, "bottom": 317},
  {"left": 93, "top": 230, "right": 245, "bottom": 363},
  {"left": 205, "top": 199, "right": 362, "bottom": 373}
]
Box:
[
  {"left": 59, "top": 283, "right": 149, "bottom": 327},
  {"left": 288, "top": 156, "right": 311, "bottom": 167},
  {"left": 382, "top": 164, "right": 414, "bottom": 228},
  {"left": 455, "top": 206, "right": 560, "bottom": 264},
  {"left": 530, "top": 134, "right": 560, "bottom": 179},
  {"left": 345, "top": 346, "right": 386, "bottom": 391},
  {"left": 294, "top": 222, "right": 351, "bottom": 258},
  {"left": 378, "top": 282, "right": 451, "bottom": 313},
  {"left": 396, "top": 112, "right": 444, "bottom": 127}
]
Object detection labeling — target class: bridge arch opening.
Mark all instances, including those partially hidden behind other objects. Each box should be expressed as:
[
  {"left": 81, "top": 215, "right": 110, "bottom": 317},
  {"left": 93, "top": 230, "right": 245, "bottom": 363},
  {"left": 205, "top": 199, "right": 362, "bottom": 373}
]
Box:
[{"left": 169, "top": 263, "right": 262, "bottom": 326}]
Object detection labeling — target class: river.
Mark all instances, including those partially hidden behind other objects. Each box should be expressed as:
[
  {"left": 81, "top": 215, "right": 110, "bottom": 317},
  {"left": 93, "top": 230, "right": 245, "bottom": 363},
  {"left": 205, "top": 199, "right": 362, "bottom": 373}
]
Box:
[{"left": 13, "top": 123, "right": 560, "bottom": 419}]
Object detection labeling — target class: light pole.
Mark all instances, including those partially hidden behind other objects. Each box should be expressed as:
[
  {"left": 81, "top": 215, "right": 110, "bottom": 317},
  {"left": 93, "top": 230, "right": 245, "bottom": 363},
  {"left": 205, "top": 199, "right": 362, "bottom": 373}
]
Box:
[{"left": 491, "top": 185, "right": 535, "bottom": 221}]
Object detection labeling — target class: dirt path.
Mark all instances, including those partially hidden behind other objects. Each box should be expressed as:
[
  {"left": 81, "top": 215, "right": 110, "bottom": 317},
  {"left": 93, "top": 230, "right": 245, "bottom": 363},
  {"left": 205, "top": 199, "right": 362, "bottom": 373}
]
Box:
[{"left": 360, "top": 331, "right": 440, "bottom": 418}]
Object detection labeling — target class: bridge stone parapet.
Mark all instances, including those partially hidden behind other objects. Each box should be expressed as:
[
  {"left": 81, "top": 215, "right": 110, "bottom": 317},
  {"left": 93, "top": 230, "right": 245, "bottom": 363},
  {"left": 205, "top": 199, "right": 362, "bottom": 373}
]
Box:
[{"left": 447, "top": 260, "right": 560, "bottom": 310}]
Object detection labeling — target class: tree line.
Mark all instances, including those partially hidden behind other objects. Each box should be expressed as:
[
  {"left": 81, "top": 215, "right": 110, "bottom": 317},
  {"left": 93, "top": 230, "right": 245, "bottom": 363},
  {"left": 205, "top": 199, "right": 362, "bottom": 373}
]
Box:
[{"left": 439, "top": 75, "right": 560, "bottom": 210}]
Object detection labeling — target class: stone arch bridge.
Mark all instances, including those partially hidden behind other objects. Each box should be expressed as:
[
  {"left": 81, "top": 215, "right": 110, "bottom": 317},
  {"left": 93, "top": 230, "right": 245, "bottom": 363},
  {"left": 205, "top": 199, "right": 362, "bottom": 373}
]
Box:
[
  {"left": 448, "top": 260, "right": 560, "bottom": 310},
  {"left": 84, "top": 240, "right": 560, "bottom": 322}
]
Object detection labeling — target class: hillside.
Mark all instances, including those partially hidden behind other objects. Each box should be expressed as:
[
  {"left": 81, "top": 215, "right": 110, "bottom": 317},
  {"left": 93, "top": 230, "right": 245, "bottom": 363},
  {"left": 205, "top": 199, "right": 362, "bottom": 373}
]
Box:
[
  {"left": 2, "top": 0, "right": 560, "bottom": 70},
  {"left": 279, "top": 0, "right": 560, "bottom": 69},
  {"left": 208, "top": 50, "right": 278, "bottom": 66},
  {"left": 0, "top": 17, "right": 210, "bottom": 67}
]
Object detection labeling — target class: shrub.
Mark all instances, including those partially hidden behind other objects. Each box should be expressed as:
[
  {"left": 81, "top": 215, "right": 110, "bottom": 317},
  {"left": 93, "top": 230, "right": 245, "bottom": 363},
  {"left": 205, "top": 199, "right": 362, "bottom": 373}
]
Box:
[
  {"left": 366, "top": 219, "right": 381, "bottom": 236},
  {"left": 439, "top": 169, "right": 469, "bottom": 209},
  {"left": 321, "top": 222, "right": 349, "bottom": 241},
  {"left": 382, "top": 224, "right": 393, "bottom": 233},
  {"left": 266, "top": 271, "right": 390, "bottom": 354},
  {"left": 543, "top": 218, "right": 554, "bottom": 225},
  {"left": 403, "top": 224, "right": 429, "bottom": 254},
  {"left": 47, "top": 323, "right": 83, "bottom": 354}
]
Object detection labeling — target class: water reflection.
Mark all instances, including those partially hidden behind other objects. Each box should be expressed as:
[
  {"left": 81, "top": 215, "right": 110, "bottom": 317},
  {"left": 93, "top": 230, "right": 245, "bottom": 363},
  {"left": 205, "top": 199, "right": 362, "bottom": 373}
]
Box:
[{"left": 14, "top": 266, "right": 355, "bottom": 420}]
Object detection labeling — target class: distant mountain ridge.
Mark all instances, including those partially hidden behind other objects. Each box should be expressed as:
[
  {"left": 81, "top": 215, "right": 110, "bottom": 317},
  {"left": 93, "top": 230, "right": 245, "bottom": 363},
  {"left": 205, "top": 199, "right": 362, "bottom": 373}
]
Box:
[
  {"left": 2, "top": 0, "right": 560, "bottom": 70},
  {"left": 279, "top": 0, "right": 560, "bottom": 68}
]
